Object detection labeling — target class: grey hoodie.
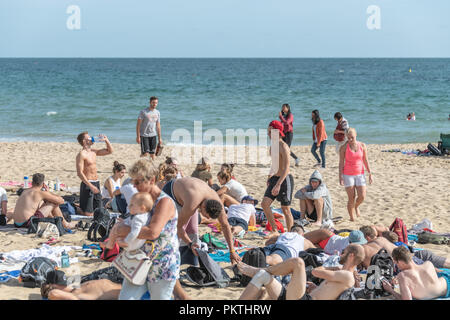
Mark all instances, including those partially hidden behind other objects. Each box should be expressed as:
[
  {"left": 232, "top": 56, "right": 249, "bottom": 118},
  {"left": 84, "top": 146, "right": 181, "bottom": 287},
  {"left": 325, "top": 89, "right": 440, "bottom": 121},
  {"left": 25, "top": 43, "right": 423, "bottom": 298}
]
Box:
[{"left": 294, "top": 170, "right": 333, "bottom": 221}]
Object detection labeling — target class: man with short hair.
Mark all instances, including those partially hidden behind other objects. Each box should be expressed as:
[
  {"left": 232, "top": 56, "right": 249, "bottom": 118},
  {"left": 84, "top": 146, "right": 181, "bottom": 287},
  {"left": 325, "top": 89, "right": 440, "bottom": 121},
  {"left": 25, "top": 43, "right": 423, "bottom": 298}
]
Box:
[
  {"left": 136, "top": 96, "right": 162, "bottom": 160},
  {"left": 76, "top": 132, "right": 113, "bottom": 216},
  {"left": 262, "top": 120, "right": 295, "bottom": 236},
  {"left": 238, "top": 244, "right": 365, "bottom": 300},
  {"left": 161, "top": 177, "right": 240, "bottom": 300},
  {"left": 294, "top": 170, "right": 333, "bottom": 227},
  {"left": 333, "top": 112, "right": 349, "bottom": 154},
  {"left": 263, "top": 225, "right": 315, "bottom": 265},
  {"left": 382, "top": 246, "right": 450, "bottom": 300},
  {"left": 11, "top": 173, "right": 75, "bottom": 229}
]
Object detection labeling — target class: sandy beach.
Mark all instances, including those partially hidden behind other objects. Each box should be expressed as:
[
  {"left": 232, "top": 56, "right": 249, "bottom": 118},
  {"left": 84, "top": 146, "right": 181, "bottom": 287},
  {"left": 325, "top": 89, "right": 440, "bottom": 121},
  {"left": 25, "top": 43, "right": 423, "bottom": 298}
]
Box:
[{"left": 0, "top": 141, "right": 449, "bottom": 300}]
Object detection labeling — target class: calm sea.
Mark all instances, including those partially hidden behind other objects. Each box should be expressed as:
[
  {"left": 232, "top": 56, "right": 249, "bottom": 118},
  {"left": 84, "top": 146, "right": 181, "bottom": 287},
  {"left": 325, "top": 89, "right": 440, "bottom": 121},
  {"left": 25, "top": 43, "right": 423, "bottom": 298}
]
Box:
[{"left": 0, "top": 58, "right": 449, "bottom": 146}]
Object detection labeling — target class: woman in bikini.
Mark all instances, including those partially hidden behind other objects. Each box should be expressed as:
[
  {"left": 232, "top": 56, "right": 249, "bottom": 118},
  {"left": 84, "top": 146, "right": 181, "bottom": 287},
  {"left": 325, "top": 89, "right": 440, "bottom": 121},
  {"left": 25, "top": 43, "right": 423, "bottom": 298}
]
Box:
[{"left": 338, "top": 128, "right": 373, "bottom": 221}]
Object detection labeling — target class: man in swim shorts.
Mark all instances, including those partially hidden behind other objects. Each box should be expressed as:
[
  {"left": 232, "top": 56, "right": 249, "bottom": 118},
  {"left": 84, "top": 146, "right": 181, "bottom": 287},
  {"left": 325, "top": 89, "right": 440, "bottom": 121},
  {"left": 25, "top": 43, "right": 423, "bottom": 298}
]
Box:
[
  {"left": 136, "top": 96, "right": 162, "bottom": 160},
  {"left": 382, "top": 246, "right": 450, "bottom": 300},
  {"left": 76, "top": 132, "right": 113, "bottom": 216},
  {"left": 11, "top": 173, "right": 75, "bottom": 229},
  {"left": 303, "top": 229, "right": 366, "bottom": 255},
  {"left": 238, "top": 244, "right": 365, "bottom": 300}
]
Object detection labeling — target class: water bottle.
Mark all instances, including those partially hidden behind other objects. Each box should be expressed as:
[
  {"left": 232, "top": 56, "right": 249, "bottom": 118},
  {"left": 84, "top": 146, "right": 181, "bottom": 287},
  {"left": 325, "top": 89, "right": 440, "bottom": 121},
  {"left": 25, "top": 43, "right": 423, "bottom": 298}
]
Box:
[
  {"left": 55, "top": 177, "right": 61, "bottom": 191},
  {"left": 61, "top": 251, "right": 70, "bottom": 268},
  {"left": 23, "top": 176, "right": 29, "bottom": 188},
  {"left": 91, "top": 134, "right": 105, "bottom": 143}
]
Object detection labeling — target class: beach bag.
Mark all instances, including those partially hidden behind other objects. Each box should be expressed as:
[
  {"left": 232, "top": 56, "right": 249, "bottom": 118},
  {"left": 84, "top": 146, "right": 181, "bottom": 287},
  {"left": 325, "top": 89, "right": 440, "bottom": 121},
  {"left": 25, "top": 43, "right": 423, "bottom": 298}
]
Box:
[
  {"left": 35, "top": 222, "right": 60, "bottom": 239},
  {"left": 364, "top": 249, "right": 394, "bottom": 299},
  {"left": 100, "top": 240, "right": 121, "bottom": 262},
  {"left": 19, "top": 257, "right": 58, "bottom": 288},
  {"left": 417, "top": 231, "right": 450, "bottom": 245},
  {"left": 265, "top": 219, "right": 285, "bottom": 233},
  {"left": 112, "top": 245, "right": 153, "bottom": 286},
  {"left": 238, "top": 247, "right": 267, "bottom": 287},
  {"left": 27, "top": 216, "right": 66, "bottom": 236},
  {"left": 299, "top": 250, "right": 324, "bottom": 285},
  {"left": 180, "top": 248, "right": 230, "bottom": 288},
  {"left": 200, "top": 233, "right": 228, "bottom": 252},
  {"left": 87, "top": 208, "right": 116, "bottom": 242},
  {"left": 389, "top": 218, "right": 408, "bottom": 244},
  {"left": 427, "top": 143, "right": 441, "bottom": 156},
  {"left": 59, "top": 202, "right": 76, "bottom": 222}
]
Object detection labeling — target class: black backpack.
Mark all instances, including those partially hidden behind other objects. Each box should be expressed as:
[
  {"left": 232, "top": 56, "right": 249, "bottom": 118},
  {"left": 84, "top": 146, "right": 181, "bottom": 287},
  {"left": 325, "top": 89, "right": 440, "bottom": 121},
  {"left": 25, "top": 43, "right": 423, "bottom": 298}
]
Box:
[
  {"left": 27, "top": 216, "right": 66, "bottom": 236},
  {"left": 427, "top": 143, "right": 442, "bottom": 156},
  {"left": 298, "top": 250, "right": 324, "bottom": 286},
  {"left": 180, "top": 248, "right": 230, "bottom": 288},
  {"left": 87, "top": 208, "right": 116, "bottom": 242},
  {"left": 364, "top": 249, "right": 394, "bottom": 299},
  {"left": 19, "top": 257, "right": 58, "bottom": 288},
  {"left": 237, "top": 247, "right": 267, "bottom": 287}
]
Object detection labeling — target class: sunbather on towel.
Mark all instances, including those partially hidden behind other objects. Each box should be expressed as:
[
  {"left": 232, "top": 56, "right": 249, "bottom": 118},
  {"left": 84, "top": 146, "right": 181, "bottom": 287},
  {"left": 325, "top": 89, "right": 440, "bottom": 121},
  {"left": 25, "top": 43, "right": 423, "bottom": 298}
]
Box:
[
  {"left": 11, "top": 173, "right": 76, "bottom": 229},
  {"left": 225, "top": 195, "right": 257, "bottom": 236},
  {"left": 303, "top": 229, "right": 367, "bottom": 255},
  {"left": 263, "top": 225, "right": 315, "bottom": 265},
  {"left": 238, "top": 244, "right": 365, "bottom": 300},
  {"left": 382, "top": 246, "right": 450, "bottom": 300},
  {"left": 360, "top": 226, "right": 450, "bottom": 269}
]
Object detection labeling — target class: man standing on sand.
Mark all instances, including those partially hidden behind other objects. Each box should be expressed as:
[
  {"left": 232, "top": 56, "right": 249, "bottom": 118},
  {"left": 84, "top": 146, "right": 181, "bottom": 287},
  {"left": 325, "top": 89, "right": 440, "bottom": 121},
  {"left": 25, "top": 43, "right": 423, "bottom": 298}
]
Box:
[
  {"left": 160, "top": 176, "right": 240, "bottom": 300},
  {"left": 136, "top": 96, "right": 162, "bottom": 160},
  {"left": 11, "top": 173, "right": 75, "bottom": 229},
  {"left": 238, "top": 244, "right": 365, "bottom": 300},
  {"left": 262, "top": 120, "right": 294, "bottom": 236},
  {"left": 382, "top": 246, "right": 450, "bottom": 300},
  {"left": 76, "top": 132, "right": 113, "bottom": 216}
]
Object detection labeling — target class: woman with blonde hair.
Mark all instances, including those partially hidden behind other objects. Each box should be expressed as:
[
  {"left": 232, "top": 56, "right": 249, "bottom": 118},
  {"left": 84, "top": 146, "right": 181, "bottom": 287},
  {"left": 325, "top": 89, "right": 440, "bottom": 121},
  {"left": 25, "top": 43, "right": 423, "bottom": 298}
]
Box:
[
  {"left": 339, "top": 128, "right": 373, "bottom": 221},
  {"left": 191, "top": 157, "right": 213, "bottom": 186}
]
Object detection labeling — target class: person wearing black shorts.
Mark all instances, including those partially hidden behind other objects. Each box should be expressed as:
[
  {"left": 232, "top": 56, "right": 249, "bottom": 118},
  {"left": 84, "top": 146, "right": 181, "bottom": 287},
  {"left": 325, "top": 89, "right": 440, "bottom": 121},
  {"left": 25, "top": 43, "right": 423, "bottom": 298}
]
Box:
[
  {"left": 136, "top": 96, "right": 162, "bottom": 160},
  {"left": 80, "top": 181, "right": 103, "bottom": 214}
]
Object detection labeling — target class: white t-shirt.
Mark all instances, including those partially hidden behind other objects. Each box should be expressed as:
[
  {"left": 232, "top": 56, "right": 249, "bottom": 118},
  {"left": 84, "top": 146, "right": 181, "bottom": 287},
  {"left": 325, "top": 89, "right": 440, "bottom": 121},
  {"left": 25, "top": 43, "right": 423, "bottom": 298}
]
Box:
[
  {"left": 324, "top": 235, "right": 350, "bottom": 255},
  {"left": 227, "top": 203, "right": 255, "bottom": 223},
  {"left": 0, "top": 187, "right": 7, "bottom": 202},
  {"left": 101, "top": 176, "right": 121, "bottom": 199},
  {"left": 123, "top": 213, "right": 149, "bottom": 251},
  {"left": 120, "top": 183, "right": 138, "bottom": 213},
  {"left": 224, "top": 179, "right": 248, "bottom": 201},
  {"left": 276, "top": 232, "right": 305, "bottom": 258}
]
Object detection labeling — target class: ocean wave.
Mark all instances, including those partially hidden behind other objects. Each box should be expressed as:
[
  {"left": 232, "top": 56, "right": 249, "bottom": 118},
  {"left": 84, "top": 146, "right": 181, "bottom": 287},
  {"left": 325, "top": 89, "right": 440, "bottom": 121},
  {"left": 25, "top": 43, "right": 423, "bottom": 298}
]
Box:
[{"left": 46, "top": 111, "right": 58, "bottom": 116}]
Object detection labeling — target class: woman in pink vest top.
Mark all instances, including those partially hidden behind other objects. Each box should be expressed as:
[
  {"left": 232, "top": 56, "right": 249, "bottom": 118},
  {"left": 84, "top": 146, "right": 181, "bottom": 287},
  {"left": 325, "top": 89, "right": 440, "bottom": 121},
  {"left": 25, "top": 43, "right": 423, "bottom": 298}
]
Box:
[{"left": 338, "top": 128, "right": 373, "bottom": 221}]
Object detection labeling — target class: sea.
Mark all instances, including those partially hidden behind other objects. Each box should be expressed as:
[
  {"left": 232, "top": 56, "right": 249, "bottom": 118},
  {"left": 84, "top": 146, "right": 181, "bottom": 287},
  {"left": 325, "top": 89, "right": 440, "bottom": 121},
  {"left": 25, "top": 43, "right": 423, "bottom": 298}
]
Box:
[{"left": 0, "top": 58, "right": 449, "bottom": 146}]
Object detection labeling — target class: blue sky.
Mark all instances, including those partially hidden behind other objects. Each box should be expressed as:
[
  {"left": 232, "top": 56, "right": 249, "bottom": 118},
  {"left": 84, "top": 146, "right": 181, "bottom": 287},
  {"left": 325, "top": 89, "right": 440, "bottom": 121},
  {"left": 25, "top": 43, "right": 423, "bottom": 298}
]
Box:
[{"left": 1, "top": 0, "right": 449, "bottom": 57}]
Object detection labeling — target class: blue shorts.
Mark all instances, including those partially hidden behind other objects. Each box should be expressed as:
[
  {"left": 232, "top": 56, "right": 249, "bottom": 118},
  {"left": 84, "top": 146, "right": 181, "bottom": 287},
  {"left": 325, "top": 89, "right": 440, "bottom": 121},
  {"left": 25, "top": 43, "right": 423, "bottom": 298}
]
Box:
[
  {"left": 263, "top": 244, "right": 292, "bottom": 261},
  {"left": 437, "top": 271, "right": 450, "bottom": 299},
  {"left": 228, "top": 217, "right": 248, "bottom": 231}
]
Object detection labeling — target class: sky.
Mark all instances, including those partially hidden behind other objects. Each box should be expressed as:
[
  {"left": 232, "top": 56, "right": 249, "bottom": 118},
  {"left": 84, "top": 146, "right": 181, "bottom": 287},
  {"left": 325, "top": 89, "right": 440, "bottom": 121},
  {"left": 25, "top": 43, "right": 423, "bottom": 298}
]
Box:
[{"left": 0, "top": 0, "right": 449, "bottom": 57}]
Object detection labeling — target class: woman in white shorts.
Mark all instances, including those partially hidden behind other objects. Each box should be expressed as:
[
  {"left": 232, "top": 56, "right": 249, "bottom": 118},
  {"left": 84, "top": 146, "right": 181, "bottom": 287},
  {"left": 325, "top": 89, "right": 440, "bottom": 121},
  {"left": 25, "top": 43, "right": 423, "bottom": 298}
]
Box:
[{"left": 338, "top": 128, "right": 373, "bottom": 221}]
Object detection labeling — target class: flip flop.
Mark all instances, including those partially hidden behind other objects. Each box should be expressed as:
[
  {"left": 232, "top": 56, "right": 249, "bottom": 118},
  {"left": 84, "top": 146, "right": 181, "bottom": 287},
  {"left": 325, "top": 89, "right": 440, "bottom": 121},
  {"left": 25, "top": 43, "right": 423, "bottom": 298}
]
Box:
[{"left": 332, "top": 216, "right": 344, "bottom": 223}]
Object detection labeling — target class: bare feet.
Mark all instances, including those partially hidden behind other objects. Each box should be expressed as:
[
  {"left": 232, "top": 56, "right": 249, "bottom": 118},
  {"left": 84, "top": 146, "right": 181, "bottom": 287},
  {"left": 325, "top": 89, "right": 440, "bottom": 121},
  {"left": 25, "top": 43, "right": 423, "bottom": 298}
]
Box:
[
  {"left": 237, "top": 261, "right": 263, "bottom": 278},
  {"left": 355, "top": 207, "right": 361, "bottom": 218}
]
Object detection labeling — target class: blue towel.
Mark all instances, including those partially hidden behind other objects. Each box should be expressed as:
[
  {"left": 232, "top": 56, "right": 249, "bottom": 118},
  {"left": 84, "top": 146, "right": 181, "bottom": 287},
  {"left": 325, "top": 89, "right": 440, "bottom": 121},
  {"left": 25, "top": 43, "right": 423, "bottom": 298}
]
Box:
[
  {"left": 408, "top": 234, "right": 419, "bottom": 242},
  {"left": 0, "top": 270, "right": 21, "bottom": 283},
  {"left": 82, "top": 243, "right": 102, "bottom": 251},
  {"left": 272, "top": 207, "right": 302, "bottom": 220},
  {"left": 209, "top": 250, "right": 247, "bottom": 263}
]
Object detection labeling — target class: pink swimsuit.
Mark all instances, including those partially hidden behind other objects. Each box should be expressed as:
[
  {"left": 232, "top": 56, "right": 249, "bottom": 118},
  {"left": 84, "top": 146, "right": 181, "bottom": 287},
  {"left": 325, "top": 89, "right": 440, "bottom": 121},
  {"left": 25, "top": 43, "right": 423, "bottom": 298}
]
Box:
[{"left": 343, "top": 142, "right": 364, "bottom": 176}]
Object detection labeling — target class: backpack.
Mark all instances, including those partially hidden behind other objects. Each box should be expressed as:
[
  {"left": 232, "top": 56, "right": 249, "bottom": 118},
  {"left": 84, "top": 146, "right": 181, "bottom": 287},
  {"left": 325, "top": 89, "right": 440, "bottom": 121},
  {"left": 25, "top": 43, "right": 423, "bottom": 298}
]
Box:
[
  {"left": 200, "top": 233, "right": 228, "bottom": 252},
  {"left": 100, "top": 241, "right": 121, "bottom": 262},
  {"left": 427, "top": 143, "right": 442, "bottom": 156},
  {"left": 417, "top": 231, "right": 450, "bottom": 245},
  {"left": 180, "top": 248, "right": 230, "bottom": 288},
  {"left": 364, "top": 249, "right": 394, "bottom": 299},
  {"left": 389, "top": 218, "right": 408, "bottom": 244},
  {"left": 27, "top": 216, "right": 66, "bottom": 236},
  {"left": 19, "top": 257, "right": 58, "bottom": 288},
  {"left": 298, "top": 250, "right": 324, "bottom": 285},
  {"left": 238, "top": 247, "right": 267, "bottom": 287},
  {"left": 87, "top": 208, "right": 116, "bottom": 242}
]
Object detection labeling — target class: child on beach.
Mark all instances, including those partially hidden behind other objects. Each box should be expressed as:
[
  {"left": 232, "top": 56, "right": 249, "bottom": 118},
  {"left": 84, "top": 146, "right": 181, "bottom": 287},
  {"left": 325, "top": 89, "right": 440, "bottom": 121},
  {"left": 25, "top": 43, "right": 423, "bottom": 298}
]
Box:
[{"left": 105, "top": 192, "right": 153, "bottom": 251}]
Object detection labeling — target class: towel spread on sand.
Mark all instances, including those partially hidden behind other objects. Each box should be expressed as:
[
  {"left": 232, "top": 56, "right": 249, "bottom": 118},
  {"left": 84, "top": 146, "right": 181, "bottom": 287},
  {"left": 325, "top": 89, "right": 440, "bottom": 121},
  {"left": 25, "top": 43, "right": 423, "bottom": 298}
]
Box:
[{"left": 0, "top": 270, "right": 21, "bottom": 283}]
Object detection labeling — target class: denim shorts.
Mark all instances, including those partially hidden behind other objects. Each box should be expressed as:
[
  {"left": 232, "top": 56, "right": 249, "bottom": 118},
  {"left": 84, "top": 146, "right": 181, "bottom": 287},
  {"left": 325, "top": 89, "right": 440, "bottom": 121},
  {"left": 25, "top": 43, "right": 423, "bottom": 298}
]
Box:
[{"left": 119, "top": 278, "right": 176, "bottom": 300}]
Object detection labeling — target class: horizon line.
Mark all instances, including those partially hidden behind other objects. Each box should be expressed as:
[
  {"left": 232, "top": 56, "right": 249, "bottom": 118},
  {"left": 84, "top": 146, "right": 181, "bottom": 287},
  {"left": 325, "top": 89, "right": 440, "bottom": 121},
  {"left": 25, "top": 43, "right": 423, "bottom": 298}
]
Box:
[{"left": 1, "top": 56, "right": 450, "bottom": 59}]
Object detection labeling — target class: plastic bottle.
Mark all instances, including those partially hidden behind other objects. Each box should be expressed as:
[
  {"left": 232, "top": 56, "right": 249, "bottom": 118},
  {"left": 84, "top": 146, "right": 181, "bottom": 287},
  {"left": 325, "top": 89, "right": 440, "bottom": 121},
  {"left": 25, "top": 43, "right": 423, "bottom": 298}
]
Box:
[
  {"left": 23, "top": 176, "right": 29, "bottom": 188},
  {"left": 55, "top": 178, "right": 61, "bottom": 191},
  {"left": 61, "top": 251, "right": 70, "bottom": 268},
  {"left": 91, "top": 134, "right": 105, "bottom": 143}
]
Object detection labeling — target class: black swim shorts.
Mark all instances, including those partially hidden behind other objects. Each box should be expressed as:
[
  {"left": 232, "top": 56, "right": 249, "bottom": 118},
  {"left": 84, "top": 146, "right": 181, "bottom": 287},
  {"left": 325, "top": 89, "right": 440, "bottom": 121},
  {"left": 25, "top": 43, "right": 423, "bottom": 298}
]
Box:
[
  {"left": 264, "top": 174, "right": 294, "bottom": 206},
  {"left": 140, "top": 136, "right": 157, "bottom": 155},
  {"left": 278, "top": 284, "right": 313, "bottom": 300},
  {"left": 80, "top": 181, "right": 102, "bottom": 214}
]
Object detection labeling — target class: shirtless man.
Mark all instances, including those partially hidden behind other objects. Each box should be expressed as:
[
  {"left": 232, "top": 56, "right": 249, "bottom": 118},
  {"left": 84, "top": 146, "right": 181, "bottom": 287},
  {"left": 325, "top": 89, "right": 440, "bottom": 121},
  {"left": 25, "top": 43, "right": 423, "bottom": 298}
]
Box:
[
  {"left": 382, "top": 246, "right": 450, "bottom": 300},
  {"left": 11, "top": 173, "right": 74, "bottom": 229},
  {"left": 76, "top": 132, "right": 113, "bottom": 216},
  {"left": 263, "top": 225, "right": 316, "bottom": 265},
  {"left": 42, "top": 279, "right": 121, "bottom": 300},
  {"left": 161, "top": 176, "right": 240, "bottom": 299},
  {"left": 262, "top": 120, "right": 294, "bottom": 236},
  {"left": 359, "top": 226, "right": 450, "bottom": 269},
  {"left": 238, "top": 244, "right": 365, "bottom": 300}
]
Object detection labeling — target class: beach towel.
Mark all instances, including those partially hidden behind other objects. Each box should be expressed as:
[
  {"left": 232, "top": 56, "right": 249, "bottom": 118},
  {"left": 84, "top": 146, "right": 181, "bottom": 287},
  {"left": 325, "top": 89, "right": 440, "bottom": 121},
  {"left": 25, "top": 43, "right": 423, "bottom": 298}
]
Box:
[
  {"left": 0, "top": 245, "right": 78, "bottom": 267},
  {"left": 208, "top": 249, "right": 248, "bottom": 263},
  {"left": 0, "top": 270, "right": 21, "bottom": 283}
]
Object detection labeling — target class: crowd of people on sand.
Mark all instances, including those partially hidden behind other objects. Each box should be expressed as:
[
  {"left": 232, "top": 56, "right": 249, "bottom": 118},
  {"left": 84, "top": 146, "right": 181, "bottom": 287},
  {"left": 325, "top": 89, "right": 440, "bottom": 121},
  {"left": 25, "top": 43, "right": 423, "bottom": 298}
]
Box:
[{"left": 1, "top": 96, "right": 449, "bottom": 301}]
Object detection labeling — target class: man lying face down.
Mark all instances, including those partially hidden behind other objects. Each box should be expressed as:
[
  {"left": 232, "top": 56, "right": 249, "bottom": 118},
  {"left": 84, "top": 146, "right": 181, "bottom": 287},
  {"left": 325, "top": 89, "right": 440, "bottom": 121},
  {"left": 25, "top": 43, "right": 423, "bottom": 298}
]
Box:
[{"left": 237, "top": 244, "right": 365, "bottom": 300}]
